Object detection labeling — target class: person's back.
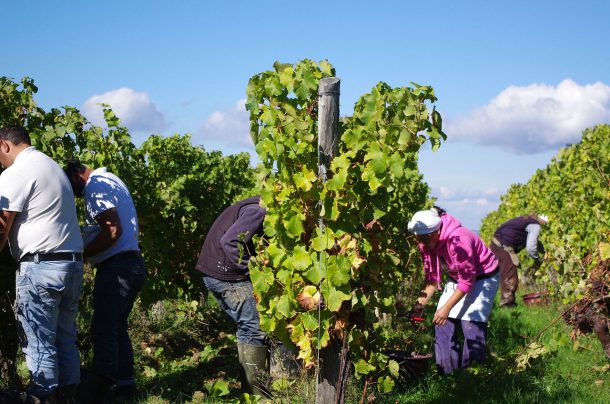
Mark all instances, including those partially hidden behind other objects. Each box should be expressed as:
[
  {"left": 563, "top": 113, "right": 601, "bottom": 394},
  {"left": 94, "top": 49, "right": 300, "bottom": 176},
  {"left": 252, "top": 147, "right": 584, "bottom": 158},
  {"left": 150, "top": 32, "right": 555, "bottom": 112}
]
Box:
[
  {"left": 83, "top": 168, "right": 140, "bottom": 264},
  {"left": 494, "top": 215, "right": 540, "bottom": 253},
  {"left": 195, "top": 196, "right": 264, "bottom": 281},
  {"left": 2, "top": 147, "right": 83, "bottom": 260}
]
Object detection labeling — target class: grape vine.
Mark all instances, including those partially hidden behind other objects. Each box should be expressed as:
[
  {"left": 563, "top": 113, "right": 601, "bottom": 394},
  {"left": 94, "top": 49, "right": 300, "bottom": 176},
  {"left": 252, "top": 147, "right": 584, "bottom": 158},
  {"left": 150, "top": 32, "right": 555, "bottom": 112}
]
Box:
[{"left": 246, "top": 60, "right": 445, "bottom": 391}]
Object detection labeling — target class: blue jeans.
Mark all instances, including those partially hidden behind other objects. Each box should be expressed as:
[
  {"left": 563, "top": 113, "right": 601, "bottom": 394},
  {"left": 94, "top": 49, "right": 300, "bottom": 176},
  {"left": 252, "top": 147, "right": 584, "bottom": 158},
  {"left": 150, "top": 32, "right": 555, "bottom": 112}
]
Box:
[
  {"left": 203, "top": 276, "right": 266, "bottom": 345},
  {"left": 15, "top": 259, "right": 84, "bottom": 396},
  {"left": 91, "top": 253, "right": 146, "bottom": 383}
]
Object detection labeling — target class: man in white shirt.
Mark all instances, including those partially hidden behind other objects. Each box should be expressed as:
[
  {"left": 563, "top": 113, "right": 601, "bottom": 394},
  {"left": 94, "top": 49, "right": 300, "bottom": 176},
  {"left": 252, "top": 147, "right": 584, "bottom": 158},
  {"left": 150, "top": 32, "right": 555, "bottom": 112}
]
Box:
[
  {"left": 0, "top": 126, "right": 84, "bottom": 403},
  {"left": 64, "top": 160, "right": 146, "bottom": 403}
]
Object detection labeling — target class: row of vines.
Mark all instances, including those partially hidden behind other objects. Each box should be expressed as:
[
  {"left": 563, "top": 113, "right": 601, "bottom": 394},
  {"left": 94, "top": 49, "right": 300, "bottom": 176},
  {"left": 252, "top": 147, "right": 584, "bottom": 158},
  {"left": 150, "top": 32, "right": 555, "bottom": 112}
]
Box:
[
  {"left": 480, "top": 124, "right": 610, "bottom": 304},
  {"left": 0, "top": 76, "right": 255, "bottom": 304},
  {"left": 247, "top": 60, "right": 444, "bottom": 392},
  {"left": 1, "top": 59, "right": 445, "bottom": 394}
]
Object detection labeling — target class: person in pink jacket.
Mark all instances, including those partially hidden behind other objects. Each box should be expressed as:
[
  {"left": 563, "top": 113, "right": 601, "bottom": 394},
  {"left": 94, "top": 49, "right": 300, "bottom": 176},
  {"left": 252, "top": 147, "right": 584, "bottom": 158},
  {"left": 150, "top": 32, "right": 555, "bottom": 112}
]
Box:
[{"left": 408, "top": 207, "right": 499, "bottom": 374}]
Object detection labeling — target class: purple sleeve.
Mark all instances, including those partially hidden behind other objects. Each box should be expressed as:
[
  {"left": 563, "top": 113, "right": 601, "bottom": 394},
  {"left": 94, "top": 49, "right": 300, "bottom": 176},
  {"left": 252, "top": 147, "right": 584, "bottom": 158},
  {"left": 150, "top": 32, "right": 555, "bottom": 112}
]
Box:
[
  {"left": 219, "top": 205, "right": 265, "bottom": 271},
  {"left": 448, "top": 234, "right": 477, "bottom": 293}
]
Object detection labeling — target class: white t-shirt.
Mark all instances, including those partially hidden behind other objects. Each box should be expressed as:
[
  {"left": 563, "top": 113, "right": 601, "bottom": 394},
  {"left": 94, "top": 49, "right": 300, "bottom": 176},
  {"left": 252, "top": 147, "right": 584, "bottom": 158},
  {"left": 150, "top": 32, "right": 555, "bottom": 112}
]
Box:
[
  {"left": 83, "top": 167, "right": 140, "bottom": 265},
  {"left": 0, "top": 147, "right": 83, "bottom": 260}
]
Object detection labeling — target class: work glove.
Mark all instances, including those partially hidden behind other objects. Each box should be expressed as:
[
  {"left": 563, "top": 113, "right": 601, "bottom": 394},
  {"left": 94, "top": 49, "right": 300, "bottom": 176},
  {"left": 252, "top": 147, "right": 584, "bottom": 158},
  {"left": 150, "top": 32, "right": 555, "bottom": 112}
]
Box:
[
  {"left": 531, "top": 258, "right": 542, "bottom": 270},
  {"left": 537, "top": 240, "right": 546, "bottom": 256}
]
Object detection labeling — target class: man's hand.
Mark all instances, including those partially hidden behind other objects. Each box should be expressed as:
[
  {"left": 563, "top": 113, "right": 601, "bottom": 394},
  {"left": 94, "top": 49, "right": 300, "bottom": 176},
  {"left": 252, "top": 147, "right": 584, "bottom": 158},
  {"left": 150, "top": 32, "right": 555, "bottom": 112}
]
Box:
[{"left": 433, "top": 305, "right": 451, "bottom": 326}]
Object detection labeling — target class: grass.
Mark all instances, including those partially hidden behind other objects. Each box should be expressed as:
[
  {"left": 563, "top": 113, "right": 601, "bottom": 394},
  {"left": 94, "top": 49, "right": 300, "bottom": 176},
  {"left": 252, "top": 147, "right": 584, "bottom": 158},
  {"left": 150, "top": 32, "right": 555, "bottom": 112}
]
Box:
[
  {"left": 5, "top": 290, "right": 609, "bottom": 403},
  {"left": 128, "top": 290, "right": 610, "bottom": 403},
  {"left": 375, "top": 293, "right": 610, "bottom": 404}
]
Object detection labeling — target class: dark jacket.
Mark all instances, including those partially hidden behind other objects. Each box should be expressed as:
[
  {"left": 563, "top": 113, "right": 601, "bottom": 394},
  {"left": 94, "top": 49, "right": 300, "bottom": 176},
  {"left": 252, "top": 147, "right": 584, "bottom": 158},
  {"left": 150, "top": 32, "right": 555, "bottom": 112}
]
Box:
[
  {"left": 493, "top": 215, "right": 539, "bottom": 253},
  {"left": 195, "top": 196, "right": 265, "bottom": 281}
]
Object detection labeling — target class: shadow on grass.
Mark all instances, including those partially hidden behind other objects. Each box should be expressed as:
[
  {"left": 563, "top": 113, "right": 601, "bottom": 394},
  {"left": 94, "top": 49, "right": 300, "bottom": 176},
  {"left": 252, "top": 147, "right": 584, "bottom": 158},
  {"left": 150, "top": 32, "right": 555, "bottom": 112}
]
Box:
[
  {"left": 127, "top": 303, "right": 246, "bottom": 402},
  {"left": 135, "top": 339, "right": 243, "bottom": 402}
]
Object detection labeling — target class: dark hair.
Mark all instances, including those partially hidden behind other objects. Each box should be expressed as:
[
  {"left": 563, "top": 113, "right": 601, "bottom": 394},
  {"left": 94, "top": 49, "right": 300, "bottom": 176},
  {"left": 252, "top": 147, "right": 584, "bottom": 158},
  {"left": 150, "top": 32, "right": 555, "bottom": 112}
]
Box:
[
  {"left": 64, "top": 159, "right": 86, "bottom": 177},
  {"left": 432, "top": 205, "right": 447, "bottom": 216},
  {"left": 0, "top": 126, "right": 31, "bottom": 145}
]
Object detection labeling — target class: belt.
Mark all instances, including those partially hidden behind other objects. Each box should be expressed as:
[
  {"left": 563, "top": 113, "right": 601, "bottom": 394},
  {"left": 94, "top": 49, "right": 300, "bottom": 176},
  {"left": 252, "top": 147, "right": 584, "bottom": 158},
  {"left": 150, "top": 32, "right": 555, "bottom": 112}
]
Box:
[
  {"left": 492, "top": 237, "right": 503, "bottom": 248},
  {"left": 100, "top": 250, "right": 141, "bottom": 264},
  {"left": 21, "top": 252, "right": 83, "bottom": 263},
  {"left": 477, "top": 266, "right": 500, "bottom": 280}
]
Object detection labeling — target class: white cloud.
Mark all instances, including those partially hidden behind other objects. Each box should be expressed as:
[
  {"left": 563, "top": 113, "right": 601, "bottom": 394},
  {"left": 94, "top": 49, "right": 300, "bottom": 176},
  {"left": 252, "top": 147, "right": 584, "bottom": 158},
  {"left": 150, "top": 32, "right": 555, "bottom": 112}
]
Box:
[
  {"left": 197, "top": 99, "right": 254, "bottom": 149},
  {"left": 436, "top": 186, "right": 501, "bottom": 202},
  {"left": 431, "top": 187, "right": 502, "bottom": 232},
  {"left": 447, "top": 79, "right": 610, "bottom": 154},
  {"left": 82, "top": 87, "right": 165, "bottom": 132}
]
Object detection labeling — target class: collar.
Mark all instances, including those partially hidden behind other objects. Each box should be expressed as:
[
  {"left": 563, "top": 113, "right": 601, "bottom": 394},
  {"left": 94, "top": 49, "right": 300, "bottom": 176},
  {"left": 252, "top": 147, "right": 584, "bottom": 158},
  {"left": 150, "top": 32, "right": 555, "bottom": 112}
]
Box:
[
  {"left": 85, "top": 167, "right": 108, "bottom": 186},
  {"left": 13, "top": 146, "right": 36, "bottom": 164}
]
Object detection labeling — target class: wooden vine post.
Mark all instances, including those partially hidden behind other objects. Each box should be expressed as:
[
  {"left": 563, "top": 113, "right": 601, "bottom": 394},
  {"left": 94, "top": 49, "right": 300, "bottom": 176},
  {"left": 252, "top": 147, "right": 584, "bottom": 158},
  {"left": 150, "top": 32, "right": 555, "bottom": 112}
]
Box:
[{"left": 316, "top": 77, "right": 349, "bottom": 404}]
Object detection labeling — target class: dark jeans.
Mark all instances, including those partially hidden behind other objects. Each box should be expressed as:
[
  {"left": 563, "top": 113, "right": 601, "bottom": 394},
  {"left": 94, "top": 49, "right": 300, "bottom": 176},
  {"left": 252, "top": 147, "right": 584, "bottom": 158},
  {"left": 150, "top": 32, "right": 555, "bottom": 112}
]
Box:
[
  {"left": 91, "top": 253, "right": 146, "bottom": 383},
  {"left": 203, "top": 276, "right": 266, "bottom": 346},
  {"left": 435, "top": 318, "right": 488, "bottom": 375}
]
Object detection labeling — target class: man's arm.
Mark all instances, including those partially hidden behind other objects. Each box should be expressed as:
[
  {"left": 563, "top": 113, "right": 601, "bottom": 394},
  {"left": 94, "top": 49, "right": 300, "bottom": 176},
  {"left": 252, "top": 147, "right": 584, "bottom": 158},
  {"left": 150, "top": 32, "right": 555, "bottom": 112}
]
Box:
[
  {"left": 525, "top": 223, "right": 542, "bottom": 259},
  {"left": 0, "top": 210, "right": 17, "bottom": 252},
  {"left": 84, "top": 208, "right": 122, "bottom": 258}
]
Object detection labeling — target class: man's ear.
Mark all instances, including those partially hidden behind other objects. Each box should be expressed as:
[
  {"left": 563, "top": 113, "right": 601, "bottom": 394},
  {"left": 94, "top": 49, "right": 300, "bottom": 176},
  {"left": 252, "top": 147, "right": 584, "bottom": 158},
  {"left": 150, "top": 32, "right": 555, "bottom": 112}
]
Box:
[
  {"left": 0, "top": 140, "right": 9, "bottom": 153},
  {"left": 79, "top": 170, "right": 89, "bottom": 183}
]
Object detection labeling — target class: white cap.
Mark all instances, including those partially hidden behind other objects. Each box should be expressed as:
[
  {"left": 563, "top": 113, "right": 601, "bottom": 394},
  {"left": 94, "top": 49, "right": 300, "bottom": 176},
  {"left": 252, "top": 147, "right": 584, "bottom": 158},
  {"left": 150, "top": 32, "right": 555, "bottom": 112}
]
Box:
[
  {"left": 538, "top": 214, "right": 549, "bottom": 223},
  {"left": 408, "top": 209, "right": 442, "bottom": 235}
]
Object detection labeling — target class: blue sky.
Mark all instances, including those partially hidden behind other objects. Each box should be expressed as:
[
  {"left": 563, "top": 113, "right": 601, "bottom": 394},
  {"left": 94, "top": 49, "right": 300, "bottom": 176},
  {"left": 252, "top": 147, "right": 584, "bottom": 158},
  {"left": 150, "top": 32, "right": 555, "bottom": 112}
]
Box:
[{"left": 2, "top": 1, "right": 609, "bottom": 230}]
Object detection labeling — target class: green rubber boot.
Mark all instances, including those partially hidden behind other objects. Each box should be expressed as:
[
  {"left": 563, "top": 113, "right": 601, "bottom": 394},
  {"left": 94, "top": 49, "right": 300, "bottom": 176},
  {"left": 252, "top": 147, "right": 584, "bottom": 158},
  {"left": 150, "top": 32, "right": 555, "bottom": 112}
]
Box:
[{"left": 237, "top": 342, "right": 271, "bottom": 398}]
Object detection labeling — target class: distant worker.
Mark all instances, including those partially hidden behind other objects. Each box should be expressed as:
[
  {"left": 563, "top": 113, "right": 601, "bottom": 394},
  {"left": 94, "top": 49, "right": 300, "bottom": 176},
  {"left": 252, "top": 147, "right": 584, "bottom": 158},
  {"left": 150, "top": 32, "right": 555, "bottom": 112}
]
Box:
[
  {"left": 65, "top": 160, "right": 146, "bottom": 402},
  {"left": 490, "top": 213, "right": 547, "bottom": 307},
  {"left": 195, "top": 196, "right": 270, "bottom": 397},
  {"left": 408, "top": 207, "right": 499, "bottom": 375}
]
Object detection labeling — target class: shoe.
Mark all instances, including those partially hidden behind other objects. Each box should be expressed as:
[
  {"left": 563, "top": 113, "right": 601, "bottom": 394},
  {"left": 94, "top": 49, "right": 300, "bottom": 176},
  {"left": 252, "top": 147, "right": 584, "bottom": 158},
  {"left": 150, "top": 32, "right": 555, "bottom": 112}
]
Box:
[
  {"left": 4, "top": 390, "right": 56, "bottom": 404},
  {"left": 76, "top": 372, "right": 113, "bottom": 404},
  {"left": 56, "top": 385, "right": 77, "bottom": 404},
  {"left": 500, "top": 302, "right": 517, "bottom": 308},
  {"left": 110, "top": 384, "right": 137, "bottom": 401}
]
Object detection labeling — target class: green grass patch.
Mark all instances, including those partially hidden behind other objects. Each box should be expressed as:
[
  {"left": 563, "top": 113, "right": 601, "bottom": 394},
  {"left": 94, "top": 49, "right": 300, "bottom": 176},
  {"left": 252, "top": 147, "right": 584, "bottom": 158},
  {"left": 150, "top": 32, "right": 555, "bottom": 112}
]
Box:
[
  {"left": 375, "top": 295, "right": 610, "bottom": 404},
  {"left": 125, "top": 291, "right": 609, "bottom": 403},
  {"left": 9, "top": 290, "right": 607, "bottom": 403}
]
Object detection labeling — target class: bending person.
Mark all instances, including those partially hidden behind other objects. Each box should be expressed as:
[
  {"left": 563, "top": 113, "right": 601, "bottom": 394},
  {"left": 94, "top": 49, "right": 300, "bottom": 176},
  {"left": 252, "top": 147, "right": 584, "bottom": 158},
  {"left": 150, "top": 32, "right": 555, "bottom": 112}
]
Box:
[
  {"left": 195, "top": 196, "right": 270, "bottom": 397},
  {"left": 490, "top": 213, "right": 547, "bottom": 307},
  {"left": 65, "top": 160, "right": 146, "bottom": 402},
  {"left": 408, "top": 207, "right": 499, "bottom": 375}
]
